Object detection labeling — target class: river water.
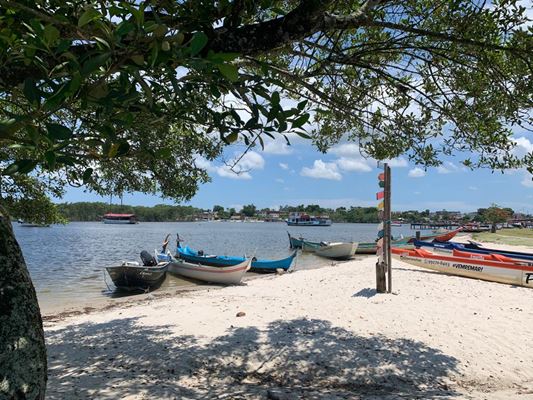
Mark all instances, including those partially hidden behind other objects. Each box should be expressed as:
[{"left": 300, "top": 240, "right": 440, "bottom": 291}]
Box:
[{"left": 13, "top": 221, "right": 416, "bottom": 313}]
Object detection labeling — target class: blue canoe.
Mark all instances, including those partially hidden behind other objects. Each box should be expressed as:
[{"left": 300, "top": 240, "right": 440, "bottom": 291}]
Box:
[
  {"left": 176, "top": 245, "right": 297, "bottom": 273},
  {"left": 413, "top": 240, "right": 533, "bottom": 262}
]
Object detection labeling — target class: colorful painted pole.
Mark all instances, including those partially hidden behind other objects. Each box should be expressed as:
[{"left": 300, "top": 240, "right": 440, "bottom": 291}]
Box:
[{"left": 376, "top": 163, "right": 392, "bottom": 293}]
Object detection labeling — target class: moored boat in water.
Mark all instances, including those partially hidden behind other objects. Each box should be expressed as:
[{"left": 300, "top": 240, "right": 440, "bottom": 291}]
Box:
[
  {"left": 106, "top": 250, "right": 168, "bottom": 291},
  {"left": 392, "top": 247, "right": 533, "bottom": 288},
  {"left": 393, "top": 227, "right": 463, "bottom": 245},
  {"left": 102, "top": 213, "right": 138, "bottom": 224},
  {"left": 286, "top": 212, "right": 332, "bottom": 227}
]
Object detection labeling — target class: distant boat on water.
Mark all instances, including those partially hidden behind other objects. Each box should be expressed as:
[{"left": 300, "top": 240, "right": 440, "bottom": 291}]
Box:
[
  {"left": 286, "top": 212, "right": 331, "bottom": 227},
  {"left": 17, "top": 219, "right": 49, "bottom": 227},
  {"left": 102, "top": 213, "right": 138, "bottom": 224}
]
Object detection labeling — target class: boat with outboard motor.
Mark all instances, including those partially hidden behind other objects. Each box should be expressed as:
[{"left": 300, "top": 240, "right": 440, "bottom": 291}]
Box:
[{"left": 106, "top": 250, "right": 168, "bottom": 291}]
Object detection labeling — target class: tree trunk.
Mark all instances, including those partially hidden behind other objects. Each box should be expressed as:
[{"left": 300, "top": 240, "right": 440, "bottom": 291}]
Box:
[{"left": 0, "top": 205, "right": 47, "bottom": 399}]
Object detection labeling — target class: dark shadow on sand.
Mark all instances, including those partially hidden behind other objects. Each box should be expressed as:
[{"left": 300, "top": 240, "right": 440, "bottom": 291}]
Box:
[{"left": 46, "top": 317, "right": 460, "bottom": 399}]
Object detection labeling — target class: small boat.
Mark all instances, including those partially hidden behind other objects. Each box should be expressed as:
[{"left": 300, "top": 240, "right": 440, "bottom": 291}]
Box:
[
  {"left": 102, "top": 213, "right": 138, "bottom": 224},
  {"left": 303, "top": 241, "right": 358, "bottom": 260},
  {"left": 392, "top": 247, "right": 533, "bottom": 288},
  {"left": 286, "top": 212, "right": 332, "bottom": 226},
  {"left": 167, "top": 257, "right": 250, "bottom": 284},
  {"left": 177, "top": 244, "right": 296, "bottom": 273},
  {"left": 106, "top": 250, "right": 168, "bottom": 291},
  {"left": 355, "top": 242, "right": 378, "bottom": 254},
  {"left": 288, "top": 233, "right": 321, "bottom": 249},
  {"left": 414, "top": 240, "right": 533, "bottom": 262},
  {"left": 393, "top": 227, "right": 463, "bottom": 245}
]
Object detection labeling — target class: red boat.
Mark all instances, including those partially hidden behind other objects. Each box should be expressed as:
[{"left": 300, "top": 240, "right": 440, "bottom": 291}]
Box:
[{"left": 392, "top": 247, "right": 533, "bottom": 288}]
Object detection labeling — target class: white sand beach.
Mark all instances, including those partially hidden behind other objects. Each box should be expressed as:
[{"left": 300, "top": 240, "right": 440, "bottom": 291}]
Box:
[{"left": 44, "top": 240, "right": 533, "bottom": 399}]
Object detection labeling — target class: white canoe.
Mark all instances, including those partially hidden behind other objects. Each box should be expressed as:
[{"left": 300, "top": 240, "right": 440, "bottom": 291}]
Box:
[
  {"left": 304, "top": 242, "right": 358, "bottom": 260},
  {"left": 168, "top": 258, "right": 251, "bottom": 284}
]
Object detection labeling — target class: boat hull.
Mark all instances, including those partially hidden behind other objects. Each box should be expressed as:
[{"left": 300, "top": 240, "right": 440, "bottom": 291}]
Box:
[
  {"left": 286, "top": 221, "right": 332, "bottom": 227},
  {"left": 415, "top": 240, "right": 533, "bottom": 262},
  {"left": 177, "top": 246, "right": 296, "bottom": 273},
  {"left": 102, "top": 219, "right": 137, "bottom": 224},
  {"left": 393, "top": 228, "right": 462, "bottom": 245},
  {"left": 356, "top": 242, "right": 378, "bottom": 254},
  {"left": 313, "top": 242, "right": 358, "bottom": 260},
  {"left": 106, "top": 263, "right": 168, "bottom": 291},
  {"left": 168, "top": 258, "right": 250, "bottom": 284},
  {"left": 392, "top": 248, "right": 533, "bottom": 288}
]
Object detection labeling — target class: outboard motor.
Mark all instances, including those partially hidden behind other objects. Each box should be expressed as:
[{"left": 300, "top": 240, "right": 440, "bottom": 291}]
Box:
[{"left": 140, "top": 250, "right": 157, "bottom": 266}]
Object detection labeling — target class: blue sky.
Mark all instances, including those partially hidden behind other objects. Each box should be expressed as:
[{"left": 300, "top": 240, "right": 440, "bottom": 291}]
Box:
[{"left": 60, "top": 132, "right": 533, "bottom": 214}]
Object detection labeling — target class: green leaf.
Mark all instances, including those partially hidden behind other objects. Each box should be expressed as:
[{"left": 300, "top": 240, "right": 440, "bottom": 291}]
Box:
[
  {"left": 161, "top": 41, "right": 170, "bottom": 51},
  {"left": 224, "top": 132, "right": 238, "bottom": 143},
  {"left": 156, "top": 147, "right": 172, "bottom": 158},
  {"left": 295, "top": 131, "right": 312, "bottom": 139},
  {"left": 291, "top": 113, "right": 310, "bottom": 129},
  {"left": 217, "top": 64, "right": 239, "bottom": 82},
  {"left": 46, "top": 123, "right": 73, "bottom": 140},
  {"left": 78, "top": 8, "right": 101, "bottom": 27},
  {"left": 130, "top": 54, "right": 145, "bottom": 65},
  {"left": 82, "top": 168, "right": 94, "bottom": 183},
  {"left": 189, "top": 32, "right": 208, "bottom": 56},
  {"left": 23, "top": 78, "right": 39, "bottom": 104},
  {"left": 43, "top": 24, "right": 60, "bottom": 44},
  {"left": 44, "top": 151, "right": 56, "bottom": 169},
  {"left": 0, "top": 118, "right": 22, "bottom": 138},
  {"left": 271, "top": 91, "right": 280, "bottom": 105},
  {"left": 116, "top": 141, "right": 130, "bottom": 156},
  {"left": 3, "top": 159, "right": 38, "bottom": 175},
  {"left": 116, "top": 21, "right": 135, "bottom": 37},
  {"left": 81, "top": 52, "right": 111, "bottom": 76}
]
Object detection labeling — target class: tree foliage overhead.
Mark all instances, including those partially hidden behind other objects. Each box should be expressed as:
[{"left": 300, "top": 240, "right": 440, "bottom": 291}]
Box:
[{"left": 0, "top": 0, "right": 532, "bottom": 210}]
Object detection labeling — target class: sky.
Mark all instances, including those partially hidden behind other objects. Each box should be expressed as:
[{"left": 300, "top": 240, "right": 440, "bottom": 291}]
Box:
[{"left": 59, "top": 131, "right": 533, "bottom": 214}]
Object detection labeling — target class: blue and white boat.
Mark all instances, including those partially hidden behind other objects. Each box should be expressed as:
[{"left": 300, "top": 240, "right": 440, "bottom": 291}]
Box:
[
  {"left": 176, "top": 244, "right": 297, "bottom": 273},
  {"left": 413, "top": 240, "right": 533, "bottom": 262}
]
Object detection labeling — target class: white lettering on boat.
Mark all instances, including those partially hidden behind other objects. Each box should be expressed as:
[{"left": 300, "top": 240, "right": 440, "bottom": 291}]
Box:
[{"left": 402, "top": 256, "right": 484, "bottom": 272}]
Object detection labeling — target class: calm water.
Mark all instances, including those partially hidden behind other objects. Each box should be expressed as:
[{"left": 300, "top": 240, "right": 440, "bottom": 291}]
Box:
[{"left": 13, "top": 221, "right": 415, "bottom": 313}]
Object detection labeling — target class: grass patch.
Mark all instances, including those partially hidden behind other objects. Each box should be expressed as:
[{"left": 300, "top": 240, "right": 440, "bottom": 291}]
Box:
[{"left": 472, "top": 229, "right": 533, "bottom": 247}]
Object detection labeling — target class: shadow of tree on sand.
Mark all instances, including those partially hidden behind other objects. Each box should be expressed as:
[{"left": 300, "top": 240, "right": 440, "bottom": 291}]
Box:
[{"left": 46, "top": 317, "right": 460, "bottom": 399}]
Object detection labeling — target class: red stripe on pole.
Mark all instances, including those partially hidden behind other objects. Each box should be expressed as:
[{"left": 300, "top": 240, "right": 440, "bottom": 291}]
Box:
[
  {"left": 378, "top": 172, "right": 385, "bottom": 181},
  {"left": 376, "top": 191, "right": 384, "bottom": 200}
]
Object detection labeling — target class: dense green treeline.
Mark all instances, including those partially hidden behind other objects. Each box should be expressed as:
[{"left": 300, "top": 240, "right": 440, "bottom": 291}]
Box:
[{"left": 56, "top": 202, "right": 202, "bottom": 222}]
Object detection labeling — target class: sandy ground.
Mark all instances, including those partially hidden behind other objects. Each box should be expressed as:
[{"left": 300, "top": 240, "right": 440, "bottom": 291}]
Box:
[{"left": 44, "top": 237, "right": 533, "bottom": 399}]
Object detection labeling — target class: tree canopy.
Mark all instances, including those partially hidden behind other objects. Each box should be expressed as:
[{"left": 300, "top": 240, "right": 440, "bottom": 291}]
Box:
[{"left": 1, "top": 0, "right": 532, "bottom": 219}]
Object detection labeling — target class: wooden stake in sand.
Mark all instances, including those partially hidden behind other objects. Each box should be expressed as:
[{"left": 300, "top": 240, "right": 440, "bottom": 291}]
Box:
[{"left": 376, "top": 163, "right": 392, "bottom": 293}]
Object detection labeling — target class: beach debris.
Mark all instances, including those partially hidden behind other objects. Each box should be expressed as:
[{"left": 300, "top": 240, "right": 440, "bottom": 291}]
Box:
[
  {"left": 236, "top": 311, "right": 246, "bottom": 317},
  {"left": 276, "top": 268, "right": 285, "bottom": 275}
]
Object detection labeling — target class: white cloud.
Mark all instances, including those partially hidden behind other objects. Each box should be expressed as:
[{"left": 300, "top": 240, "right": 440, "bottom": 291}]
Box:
[
  {"left": 217, "top": 167, "right": 252, "bottom": 180},
  {"left": 329, "top": 143, "right": 361, "bottom": 157},
  {"left": 195, "top": 151, "right": 265, "bottom": 180},
  {"left": 512, "top": 136, "right": 533, "bottom": 158},
  {"left": 414, "top": 191, "right": 421, "bottom": 195},
  {"left": 468, "top": 186, "right": 478, "bottom": 191},
  {"left": 384, "top": 157, "right": 408, "bottom": 168},
  {"left": 279, "top": 162, "right": 289, "bottom": 170},
  {"left": 275, "top": 178, "right": 285, "bottom": 183},
  {"left": 408, "top": 167, "right": 426, "bottom": 178},
  {"left": 301, "top": 160, "right": 342, "bottom": 181},
  {"left": 262, "top": 140, "right": 293, "bottom": 155},
  {"left": 329, "top": 143, "right": 408, "bottom": 174},
  {"left": 521, "top": 173, "right": 533, "bottom": 188},
  {"left": 437, "top": 162, "right": 460, "bottom": 174},
  {"left": 336, "top": 157, "right": 372, "bottom": 172}
]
